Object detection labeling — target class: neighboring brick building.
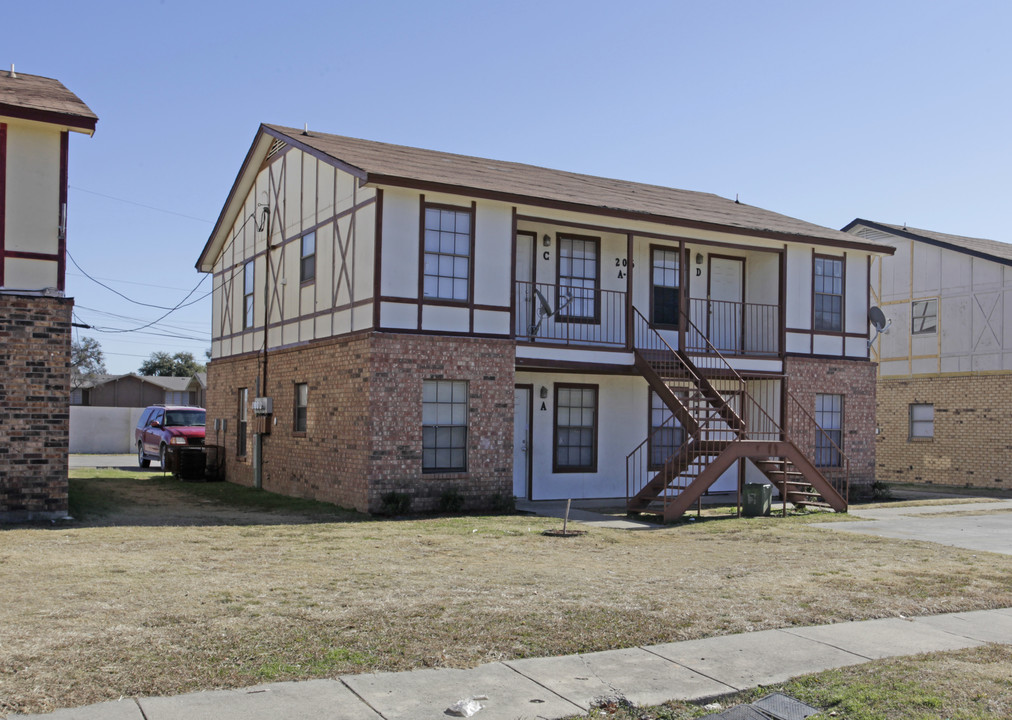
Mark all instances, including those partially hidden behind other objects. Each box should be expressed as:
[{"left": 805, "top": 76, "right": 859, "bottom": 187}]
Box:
[
  {"left": 844, "top": 219, "right": 1012, "bottom": 490},
  {"left": 197, "top": 125, "right": 890, "bottom": 518},
  {"left": 0, "top": 69, "right": 96, "bottom": 522}
]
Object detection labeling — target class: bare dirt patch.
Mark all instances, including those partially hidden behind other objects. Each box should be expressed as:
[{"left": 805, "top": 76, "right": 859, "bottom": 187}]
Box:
[{"left": 2, "top": 471, "right": 1010, "bottom": 716}]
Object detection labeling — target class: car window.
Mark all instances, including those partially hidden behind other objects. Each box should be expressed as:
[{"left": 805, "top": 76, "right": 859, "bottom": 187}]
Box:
[
  {"left": 138, "top": 409, "right": 152, "bottom": 428},
  {"left": 165, "top": 410, "right": 206, "bottom": 427},
  {"left": 151, "top": 409, "right": 164, "bottom": 426}
]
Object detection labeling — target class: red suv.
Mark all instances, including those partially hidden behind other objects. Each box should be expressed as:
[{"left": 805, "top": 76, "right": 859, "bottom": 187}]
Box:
[{"left": 136, "top": 405, "right": 206, "bottom": 469}]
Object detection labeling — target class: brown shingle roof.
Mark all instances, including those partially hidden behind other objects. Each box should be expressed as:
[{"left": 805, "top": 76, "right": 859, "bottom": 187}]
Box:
[
  {"left": 846, "top": 219, "right": 1012, "bottom": 265},
  {"left": 0, "top": 69, "right": 97, "bottom": 133},
  {"left": 265, "top": 124, "right": 877, "bottom": 247}
]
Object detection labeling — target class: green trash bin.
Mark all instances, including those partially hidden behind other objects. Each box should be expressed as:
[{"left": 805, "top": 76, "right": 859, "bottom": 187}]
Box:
[{"left": 743, "top": 481, "right": 772, "bottom": 517}]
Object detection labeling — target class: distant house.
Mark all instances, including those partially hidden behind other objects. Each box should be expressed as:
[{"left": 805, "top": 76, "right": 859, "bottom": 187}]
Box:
[
  {"left": 844, "top": 219, "right": 1012, "bottom": 492},
  {"left": 0, "top": 68, "right": 96, "bottom": 522},
  {"left": 196, "top": 125, "right": 890, "bottom": 518},
  {"left": 71, "top": 373, "right": 207, "bottom": 408}
]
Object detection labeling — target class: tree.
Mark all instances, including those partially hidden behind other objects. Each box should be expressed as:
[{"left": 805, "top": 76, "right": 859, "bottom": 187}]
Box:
[
  {"left": 71, "top": 337, "right": 106, "bottom": 390},
  {"left": 139, "top": 351, "right": 206, "bottom": 377}
]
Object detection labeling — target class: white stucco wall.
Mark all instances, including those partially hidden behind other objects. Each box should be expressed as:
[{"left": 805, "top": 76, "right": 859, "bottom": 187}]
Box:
[{"left": 70, "top": 406, "right": 146, "bottom": 454}]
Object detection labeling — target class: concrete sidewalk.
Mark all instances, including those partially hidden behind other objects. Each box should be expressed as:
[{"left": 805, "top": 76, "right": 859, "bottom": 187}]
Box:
[{"left": 14, "top": 607, "right": 1012, "bottom": 720}]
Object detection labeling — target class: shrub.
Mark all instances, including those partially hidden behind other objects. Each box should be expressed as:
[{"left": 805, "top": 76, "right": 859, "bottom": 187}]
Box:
[
  {"left": 489, "top": 492, "right": 516, "bottom": 514},
  {"left": 379, "top": 491, "right": 411, "bottom": 516},
  {"left": 438, "top": 487, "right": 465, "bottom": 513}
]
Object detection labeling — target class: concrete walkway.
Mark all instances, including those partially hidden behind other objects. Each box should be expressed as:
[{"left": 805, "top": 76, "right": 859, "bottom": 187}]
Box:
[{"left": 13, "top": 607, "right": 1012, "bottom": 720}]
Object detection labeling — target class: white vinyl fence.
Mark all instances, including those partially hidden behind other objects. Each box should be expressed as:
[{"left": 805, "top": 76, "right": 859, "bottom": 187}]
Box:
[{"left": 69, "top": 406, "right": 146, "bottom": 454}]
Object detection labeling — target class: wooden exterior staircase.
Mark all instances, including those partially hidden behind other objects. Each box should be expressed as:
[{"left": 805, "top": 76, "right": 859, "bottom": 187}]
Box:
[{"left": 626, "top": 308, "right": 849, "bottom": 521}]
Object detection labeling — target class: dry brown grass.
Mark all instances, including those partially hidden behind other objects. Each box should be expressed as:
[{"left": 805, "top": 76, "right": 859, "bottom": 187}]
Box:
[{"left": 2, "top": 471, "right": 1010, "bottom": 716}]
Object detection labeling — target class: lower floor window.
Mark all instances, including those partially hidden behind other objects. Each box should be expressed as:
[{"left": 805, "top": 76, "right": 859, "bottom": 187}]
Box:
[
  {"left": 814, "top": 393, "right": 843, "bottom": 467},
  {"left": 554, "top": 384, "right": 598, "bottom": 472},
  {"left": 422, "top": 380, "right": 468, "bottom": 472},
  {"left": 649, "top": 389, "right": 685, "bottom": 468}
]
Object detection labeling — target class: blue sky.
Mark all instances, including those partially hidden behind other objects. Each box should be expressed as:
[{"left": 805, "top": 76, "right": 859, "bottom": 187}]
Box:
[{"left": 5, "top": 0, "right": 1011, "bottom": 373}]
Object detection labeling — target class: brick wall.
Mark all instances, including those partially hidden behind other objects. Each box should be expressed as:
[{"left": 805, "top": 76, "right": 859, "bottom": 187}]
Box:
[
  {"left": 205, "top": 331, "right": 515, "bottom": 514},
  {"left": 0, "top": 294, "right": 72, "bottom": 522},
  {"left": 876, "top": 374, "right": 1012, "bottom": 490},
  {"left": 785, "top": 356, "right": 877, "bottom": 495}
]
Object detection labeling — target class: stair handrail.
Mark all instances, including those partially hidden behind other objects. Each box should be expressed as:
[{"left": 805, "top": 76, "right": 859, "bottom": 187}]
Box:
[
  {"left": 783, "top": 390, "right": 851, "bottom": 500},
  {"left": 626, "top": 414, "right": 701, "bottom": 510},
  {"left": 674, "top": 307, "right": 785, "bottom": 442}
]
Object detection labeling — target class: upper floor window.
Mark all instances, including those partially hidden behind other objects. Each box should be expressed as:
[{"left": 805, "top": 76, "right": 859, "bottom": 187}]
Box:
[
  {"left": 423, "top": 205, "right": 472, "bottom": 302},
  {"left": 558, "top": 235, "right": 599, "bottom": 322},
  {"left": 651, "top": 247, "right": 681, "bottom": 328},
  {"left": 911, "top": 299, "right": 937, "bottom": 335},
  {"left": 813, "top": 255, "right": 844, "bottom": 332},
  {"left": 300, "top": 232, "right": 316, "bottom": 284},
  {"left": 243, "top": 261, "right": 255, "bottom": 330}
]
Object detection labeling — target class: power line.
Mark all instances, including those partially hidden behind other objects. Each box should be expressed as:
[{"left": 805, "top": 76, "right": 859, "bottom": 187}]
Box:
[
  {"left": 67, "top": 249, "right": 209, "bottom": 311},
  {"left": 70, "top": 185, "right": 213, "bottom": 224}
]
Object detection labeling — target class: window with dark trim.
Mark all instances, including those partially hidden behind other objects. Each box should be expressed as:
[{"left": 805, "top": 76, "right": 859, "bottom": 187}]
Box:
[
  {"left": 911, "top": 299, "right": 937, "bottom": 335},
  {"left": 558, "top": 235, "right": 599, "bottom": 322},
  {"left": 814, "top": 393, "right": 843, "bottom": 467},
  {"left": 648, "top": 389, "right": 685, "bottom": 469},
  {"left": 813, "top": 255, "right": 844, "bottom": 332},
  {"left": 294, "top": 382, "right": 308, "bottom": 433},
  {"left": 651, "top": 247, "right": 681, "bottom": 327},
  {"left": 554, "top": 384, "right": 598, "bottom": 472},
  {"left": 909, "top": 403, "right": 934, "bottom": 439},
  {"left": 237, "top": 387, "right": 248, "bottom": 457},
  {"left": 422, "top": 380, "right": 468, "bottom": 472},
  {"left": 243, "top": 261, "right": 255, "bottom": 330},
  {"left": 300, "top": 232, "right": 316, "bottom": 284},
  {"left": 422, "top": 205, "right": 471, "bottom": 301}
]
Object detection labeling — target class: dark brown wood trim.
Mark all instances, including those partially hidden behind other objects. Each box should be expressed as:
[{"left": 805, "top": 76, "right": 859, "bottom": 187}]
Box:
[
  {"left": 517, "top": 214, "right": 788, "bottom": 256},
  {"left": 363, "top": 176, "right": 887, "bottom": 253},
  {"left": 416, "top": 193, "right": 425, "bottom": 328},
  {"left": 556, "top": 232, "right": 601, "bottom": 323},
  {"left": 625, "top": 233, "right": 634, "bottom": 350},
  {"left": 510, "top": 209, "right": 518, "bottom": 336},
  {"left": 515, "top": 383, "right": 534, "bottom": 499},
  {"left": 515, "top": 356, "right": 638, "bottom": 375},
  {"left": 263, "top": 125, "right": 368, "bottom": 181},
  {"left": 469, "top": 200, "right": 476, "bottom": 334},
  {"left": 217, "top": 298, "right": 372, "bottom": 341},
  {"left": 58, "top": 131, "right": 68, "bottom": 291},
  {"left": 0, "top": 103, "right": 97, "bottom": 133},
  {"left": 785, "top": 327, "right": 868, "bottom": 340},
  {"left": 373, "top": 188, "right": 384, "bottom": 329},
  {"left": 0, "top": 122, "right": 6, "bottom": 288},
  {"left": 3, "top": 249, "right": 61, "bottom": 261},
  {"left": 552, "top": 382, "right": 599, "bottom": 473},
  {"left": 779, "top": 245, "right": 787, "bottom": 359}
]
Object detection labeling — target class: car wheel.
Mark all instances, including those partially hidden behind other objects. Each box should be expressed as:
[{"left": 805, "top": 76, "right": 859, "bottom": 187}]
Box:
[
  {"left": 159, "top": 444, "right": 168, "bottom": 471},
  {"left": 138, "top": 442, "right": 150, "bottom": 468}
]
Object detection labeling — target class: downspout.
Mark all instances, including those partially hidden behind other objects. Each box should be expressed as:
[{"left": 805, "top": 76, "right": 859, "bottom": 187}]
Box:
[{"left": 254, "top": 204, "right": 270, "bottom": 490}]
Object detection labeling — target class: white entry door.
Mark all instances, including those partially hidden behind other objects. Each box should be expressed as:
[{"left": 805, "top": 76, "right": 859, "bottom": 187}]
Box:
[
  {"left": 708, "top": 257, "right": 744, "bottom": 354},
  {"left": 513, "top": 387, "right": 531, "bottom": 498}
]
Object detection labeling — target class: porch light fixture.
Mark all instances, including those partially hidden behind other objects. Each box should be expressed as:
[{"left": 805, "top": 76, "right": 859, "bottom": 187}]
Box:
[
  {"left": 695, "top": 252, "right": 704, "bottom": 265},
  {"left": 543, "top": 234, "right": 551, "bottom": 247},
  {"left": 540, "top": 386, "right": 548, "bottom": 399}
]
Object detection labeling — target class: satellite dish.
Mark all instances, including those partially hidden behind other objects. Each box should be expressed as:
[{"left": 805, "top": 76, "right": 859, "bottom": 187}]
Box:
[
  {"left": 527, "top": 288, "right": 574, "bottom": 340},
  {"left": 533, "top": 288, "right": 554, "bottom": 318},
  {"left": 868, "top": 306, "right": 891, "bottom": 347}
]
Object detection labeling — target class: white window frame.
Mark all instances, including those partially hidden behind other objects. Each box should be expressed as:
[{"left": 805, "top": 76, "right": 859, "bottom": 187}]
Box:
[{"left": 909, "top": 403, "right": 934, "bottom": 439}]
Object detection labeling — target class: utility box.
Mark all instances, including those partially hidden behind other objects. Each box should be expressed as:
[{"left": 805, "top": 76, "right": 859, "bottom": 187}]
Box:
[{"left": 743, "top": 481, "right": 772, "bottom": 517}]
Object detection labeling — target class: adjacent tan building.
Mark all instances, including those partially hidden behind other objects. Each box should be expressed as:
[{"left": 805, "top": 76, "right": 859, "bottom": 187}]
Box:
[{"left": 845, "top": 219, "right": 1012, "bottom": 490}]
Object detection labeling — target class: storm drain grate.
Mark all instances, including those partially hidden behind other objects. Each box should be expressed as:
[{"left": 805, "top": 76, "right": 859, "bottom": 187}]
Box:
[
  {"left": 701, "top": 693, "right": 821, "bottom": 720},
  {"left": 753, "top": 692, "right": 821, "bottom": 720},
  {"left": 701, "top": 705, "right": 770, "bottom": 720}
]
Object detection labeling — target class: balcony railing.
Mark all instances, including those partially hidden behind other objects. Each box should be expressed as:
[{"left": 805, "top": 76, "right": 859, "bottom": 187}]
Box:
[
  {"left": 514, "top": 281, "right": 626, "bottom": 347},
  {"left": 513, "top": 281, "right": 781, "bottom": 356},
  {"left": 686, "top": 298, "right": 779, "bottom": 356}
]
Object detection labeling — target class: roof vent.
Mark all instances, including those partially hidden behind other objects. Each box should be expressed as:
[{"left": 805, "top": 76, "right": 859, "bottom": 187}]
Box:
[{"left": 8, "top": 63, "right": 16, "bottom": 78}]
